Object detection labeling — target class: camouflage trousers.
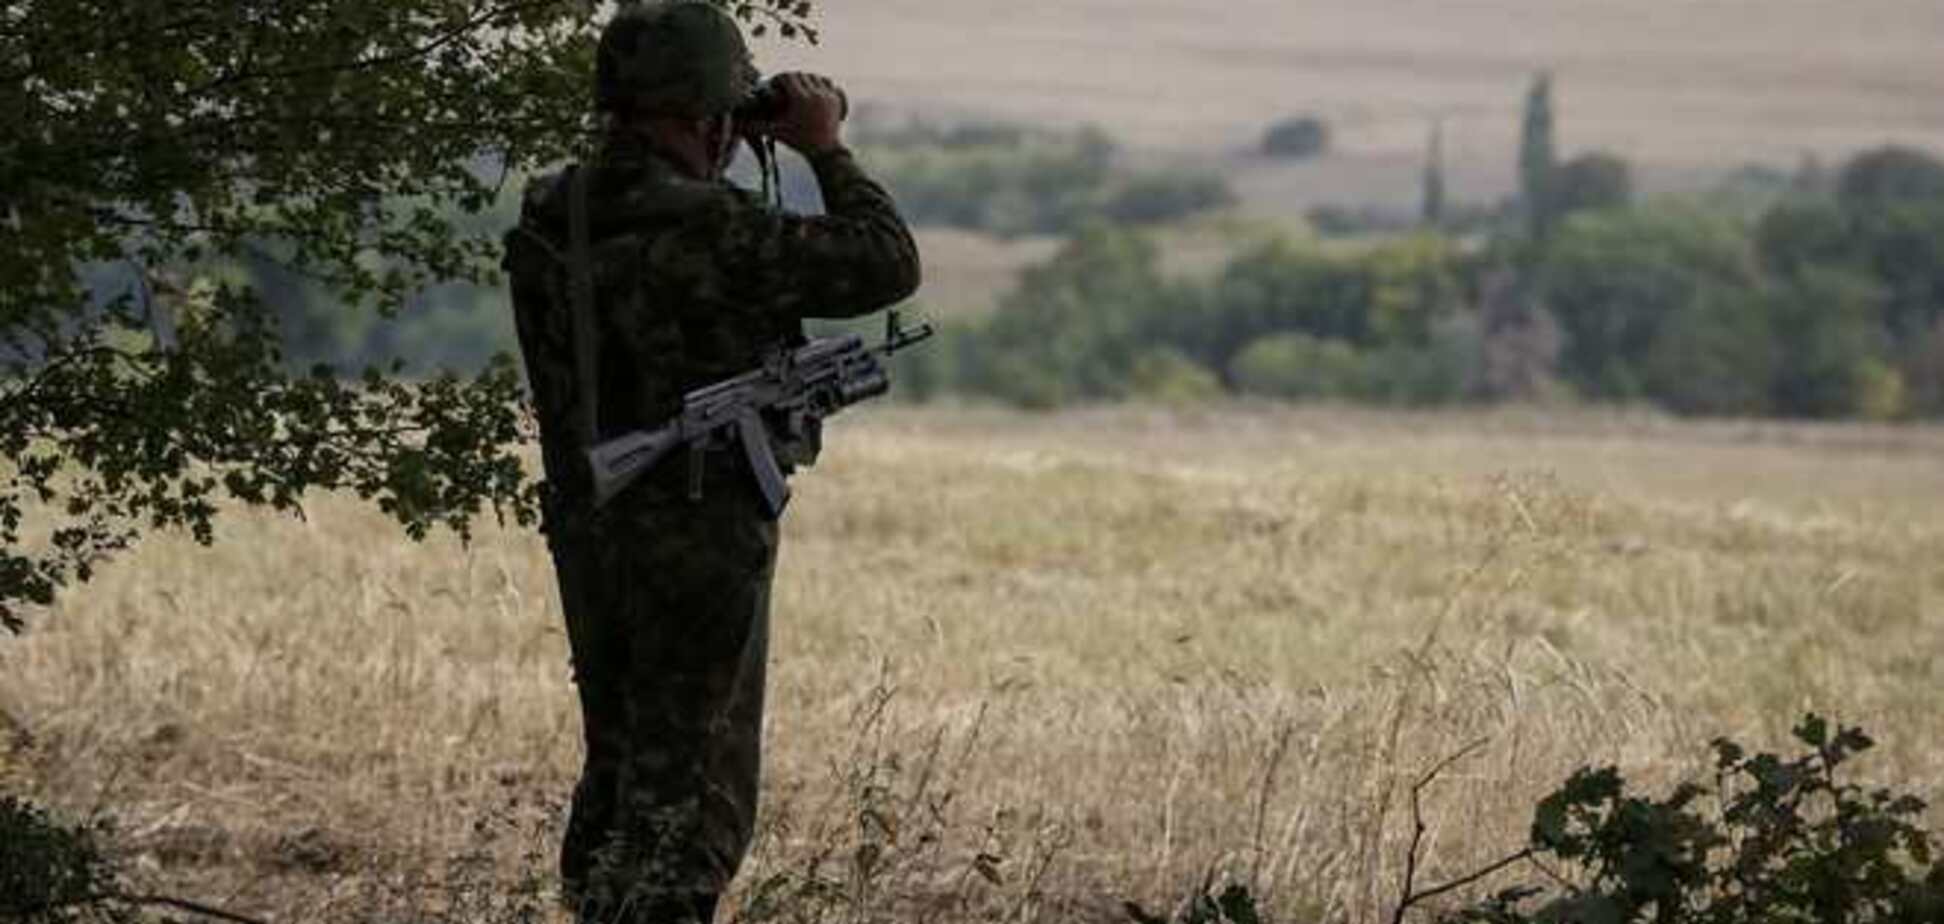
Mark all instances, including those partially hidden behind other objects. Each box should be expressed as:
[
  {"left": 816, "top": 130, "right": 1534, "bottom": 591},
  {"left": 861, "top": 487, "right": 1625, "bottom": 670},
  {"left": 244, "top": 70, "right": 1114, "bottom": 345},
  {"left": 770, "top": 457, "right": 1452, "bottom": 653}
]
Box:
[{"left": 547, "top": 478, "right": 779, "bottom": 924}]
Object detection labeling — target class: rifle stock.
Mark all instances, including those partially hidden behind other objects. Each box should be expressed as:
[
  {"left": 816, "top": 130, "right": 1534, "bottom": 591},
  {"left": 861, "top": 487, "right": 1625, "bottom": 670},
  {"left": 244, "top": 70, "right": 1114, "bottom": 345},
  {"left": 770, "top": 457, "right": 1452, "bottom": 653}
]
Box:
[{"left": 587, "top": 425, "right": 684, "bottom": 508}]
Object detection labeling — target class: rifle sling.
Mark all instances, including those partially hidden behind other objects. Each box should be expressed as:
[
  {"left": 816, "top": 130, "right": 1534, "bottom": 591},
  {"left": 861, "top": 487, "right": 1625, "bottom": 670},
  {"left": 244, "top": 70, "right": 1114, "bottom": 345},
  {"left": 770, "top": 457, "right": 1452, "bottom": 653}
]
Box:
[{"left": 566, "top": 164, "right": 600, "bottom": 449}]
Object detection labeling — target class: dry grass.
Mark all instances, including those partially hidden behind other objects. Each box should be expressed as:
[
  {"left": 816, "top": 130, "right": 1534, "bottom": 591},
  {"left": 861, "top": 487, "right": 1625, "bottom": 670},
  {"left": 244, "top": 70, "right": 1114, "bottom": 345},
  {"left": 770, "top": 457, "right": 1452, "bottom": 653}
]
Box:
[
  {"left": 4, "top": 404, "right": 1942, "bottom": 922},
  {"left": 762, "top": 0, "right": 1944, "bottom": 209},
  {"left": 769, "top": 0, "right": 1944, "bottom": 161}
]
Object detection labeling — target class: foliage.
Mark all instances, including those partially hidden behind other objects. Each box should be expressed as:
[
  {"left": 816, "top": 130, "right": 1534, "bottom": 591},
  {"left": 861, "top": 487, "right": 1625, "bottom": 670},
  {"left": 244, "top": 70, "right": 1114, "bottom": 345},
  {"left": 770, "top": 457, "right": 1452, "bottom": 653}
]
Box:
[
  {"left": 1104, "top": 171, "right": 1239, "bottom": 226},
  {"left": 0, "top": 797, "right": 133, "bottom": 923},
  {"left": 1552, "top": 153, "right": 1634, "bottom": 219},
  {"left": 1228, "top": 333, "right": 1369, "bottom": 400},
  {"left": 1438, "top": 715, "right": 1944, "bottom": 923},
  {"left": 1836, "top": 145, "right": 1944, "bottom": 207},
  {"left": 1519, "top": 73, "right": 1558, "bottom": 241},
  {"left": 1638, "top": 284, "right": 1777, "bottom": 416},
  {"left": 1261, "top": 116, "right": 1332, "bottom": 160},
  {"left": 1424, "top": 122, "right": 1448, "bottom": 228},
  {"left": 947, "top": 228, "right": 1474, "bottom": 408},
  {"left": 1538, "top": 205, "right": 1761, "bottom": 401},
  {"left": 965, "top": 227, "right": 1196, "bottom": 407},
  {"left": 0, "top": 0, "right": 814, "bottom": 630},
  {"left": 856, "top": 121, "right": 1235, "bottom": 237},
  {"left": 929, "top": 141, "right": 1944, "bottom": 420},
  {"left": 1125, "top": 880, "right": 1266, "bottom": 924}
]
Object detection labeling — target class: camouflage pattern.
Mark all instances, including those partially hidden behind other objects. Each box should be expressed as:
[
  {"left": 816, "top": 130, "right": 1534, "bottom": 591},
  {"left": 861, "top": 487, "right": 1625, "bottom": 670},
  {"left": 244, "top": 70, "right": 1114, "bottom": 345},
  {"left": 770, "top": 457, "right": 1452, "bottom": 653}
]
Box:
[
  {"left": 502, "top": 128, "right": 919, "bottom": 923},
  {"left": 596, "top": 1, "right": 761, "bottom": 118}
]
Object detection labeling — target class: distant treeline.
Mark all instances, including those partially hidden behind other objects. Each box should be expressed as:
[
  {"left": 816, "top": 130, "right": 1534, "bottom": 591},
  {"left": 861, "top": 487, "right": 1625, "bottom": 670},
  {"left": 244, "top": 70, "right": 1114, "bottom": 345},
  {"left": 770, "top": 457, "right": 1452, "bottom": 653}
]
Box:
[
  {"left": 886, "top": 144, "right": 1944, "bottom": 419},
  {"left": 220, "top": 115, "right": 1944, "bottom": 422},
  {"left": 821, "top": 117, "right": 1238, "bottom": 237}
]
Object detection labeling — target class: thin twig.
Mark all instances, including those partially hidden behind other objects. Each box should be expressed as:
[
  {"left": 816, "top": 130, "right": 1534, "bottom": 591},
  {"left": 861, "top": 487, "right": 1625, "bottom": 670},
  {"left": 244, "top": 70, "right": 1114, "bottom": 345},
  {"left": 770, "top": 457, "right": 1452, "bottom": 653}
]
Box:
[
  {"left": 1389, "top": 737, "right": 1493, "bottom": 924},
  {"left": 118, "top": 893, "right": 272, "bottom": 924},
  {"left": 1398, "top": 848, "right": 1537, "bottom": 914}
]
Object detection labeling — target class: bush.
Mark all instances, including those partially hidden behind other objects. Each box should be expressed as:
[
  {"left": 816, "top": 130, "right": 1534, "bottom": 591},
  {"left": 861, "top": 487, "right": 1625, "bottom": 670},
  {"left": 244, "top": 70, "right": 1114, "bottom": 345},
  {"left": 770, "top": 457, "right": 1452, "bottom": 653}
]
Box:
[
  {"left": 860, "top": 125, "right": 1117, "bottom": 238},
  {"left": 0, "top": 796, "right": 132, "bottom": 923},
  {"left": 1227, "top": 332, "right": 1368, "bottom": 399},
  {"left": 1261, "top": 116, "right": 1330, "bottom": 160},
  {"left": 1128, "top": 347, "right": 1223, "bottom": 402},
  {"left": 1437, "top": 715, "right": 1944, "bottom": 923},
  {"left": 1552, "top": 151, "right": 1633, "bottom": 218},
  {"left": 1104, "top": 171, "right": 1237, "bottom": 225},
  {"left": 1837, "top": 145, "right": 1944, "bottom": 207}
]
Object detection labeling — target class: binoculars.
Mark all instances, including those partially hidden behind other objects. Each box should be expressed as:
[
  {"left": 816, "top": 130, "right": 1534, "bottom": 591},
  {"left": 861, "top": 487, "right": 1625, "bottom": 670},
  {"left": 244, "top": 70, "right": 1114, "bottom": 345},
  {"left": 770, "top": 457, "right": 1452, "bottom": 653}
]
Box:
[{"left": 735, "top": 76, "right": 849, "bottom": 125}]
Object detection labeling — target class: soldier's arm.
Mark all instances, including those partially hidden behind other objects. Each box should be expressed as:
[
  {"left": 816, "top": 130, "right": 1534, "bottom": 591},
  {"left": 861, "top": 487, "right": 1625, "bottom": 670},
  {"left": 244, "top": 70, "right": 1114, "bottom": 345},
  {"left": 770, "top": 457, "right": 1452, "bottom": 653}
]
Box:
[{"left": 649, "top": 148, "right": 922, "bottom": 322}]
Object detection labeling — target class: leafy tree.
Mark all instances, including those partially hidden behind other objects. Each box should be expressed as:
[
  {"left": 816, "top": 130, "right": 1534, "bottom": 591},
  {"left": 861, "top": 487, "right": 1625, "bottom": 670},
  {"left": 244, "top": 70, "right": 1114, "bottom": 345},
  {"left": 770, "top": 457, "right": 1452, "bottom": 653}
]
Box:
[
  {"left": 1423, "top": 120, "right": 1448, "bottom": 228},
  {"left": 0, "top": 0, "right": 815, "bottom": 631},
  {"left": 1261, "top": 115, "right": 1331, "bottom": 160},
  {"left": 1552, "top": 151, "right": 1633, "bottom": 218},
  {"left": 1102, "top": 171, "right": 1236, "bottom": 226},
  {"left": 1640, "top": 284, "right": 1777, "bottom": 416},
  {"left": 1836, "top": 145, "right": 1944, "bottom": 207},
  {"left": 859, "top": 124, "right": 1118, "bottom": 237},
  {"left": 971, "top": 227, "right": 1188, "bottom": 407},
  {"left": 1765, "top": 268, "right": 1893, "bottom": 418},
  {"left": 1192, "top": 239, "right": 1376, "bottom": 374},
  {"left": 1756, "top": 201, "right": 1856, "bottom": 277},
  {"left": 1539, "top": 206, "right": 1760, "bottom": 400}
]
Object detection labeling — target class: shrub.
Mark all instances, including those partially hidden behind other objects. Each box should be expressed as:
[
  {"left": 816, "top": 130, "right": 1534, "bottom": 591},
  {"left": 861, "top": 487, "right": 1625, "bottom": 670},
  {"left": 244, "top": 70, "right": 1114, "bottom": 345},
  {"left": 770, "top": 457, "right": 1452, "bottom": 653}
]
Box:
[
  {"left": 1837, "top": 145, "right": 1944, "bottom": 207},
  {"left": 1552, "top": 152, "right": 1633, "bottom": 218},
  {"left": 1261, "top": 116, "right": 1330, "bottom": 160},
  {"left": 1104, "top": 171, "right": 1237, "bottom": 225},
  {"left": 1129, "top": 347, "right": 1223, "bottom": 402},
  {"left": 0, "top": 796, "right": 132, "bottom": 923},
  {"left": 1227, "top": 332, "right": 1368, "bottom": 400},
  {"left": 1435, "top": 715, "right": 1944, "bottom": 923}
]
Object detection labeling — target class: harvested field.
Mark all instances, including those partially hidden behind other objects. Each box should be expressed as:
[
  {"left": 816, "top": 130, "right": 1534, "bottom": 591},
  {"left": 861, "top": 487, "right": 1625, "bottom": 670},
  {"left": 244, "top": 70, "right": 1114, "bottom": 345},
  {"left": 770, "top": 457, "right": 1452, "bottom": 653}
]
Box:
[{"left": 5, "top": 405, "right": 1941, "bottom": 921}]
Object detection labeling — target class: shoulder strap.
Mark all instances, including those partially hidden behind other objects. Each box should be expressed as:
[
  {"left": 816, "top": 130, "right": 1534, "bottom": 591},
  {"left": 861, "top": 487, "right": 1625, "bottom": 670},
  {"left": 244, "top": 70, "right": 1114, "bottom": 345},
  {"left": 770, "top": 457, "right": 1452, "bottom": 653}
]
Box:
[{"left": 566, "top": 164, "right": 600, "bottom": 447}]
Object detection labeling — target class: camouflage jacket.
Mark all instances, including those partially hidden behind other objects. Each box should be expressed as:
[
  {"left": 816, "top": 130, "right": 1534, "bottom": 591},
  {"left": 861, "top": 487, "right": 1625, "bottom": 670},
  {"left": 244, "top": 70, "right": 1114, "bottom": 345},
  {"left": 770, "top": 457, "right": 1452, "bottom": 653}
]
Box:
[{"left": 502, "top": 135, "right": 921, "bottom": 515}]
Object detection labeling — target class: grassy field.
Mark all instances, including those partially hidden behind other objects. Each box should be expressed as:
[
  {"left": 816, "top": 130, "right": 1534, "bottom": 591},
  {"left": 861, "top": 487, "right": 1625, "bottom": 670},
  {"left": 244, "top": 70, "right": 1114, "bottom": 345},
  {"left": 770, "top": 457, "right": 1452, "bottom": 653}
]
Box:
[
  {"left": 770, "top": 0, "right": 1944, "bottom": 161},
  {"left": 762, "top": 0, "right": 1944, "bottom": 212},
  {"left": 4, "top": 404, "right": 1941, "bottom": 921},
  {"left": 800, "top": 0, "right": 1944, "bottom": 333}
]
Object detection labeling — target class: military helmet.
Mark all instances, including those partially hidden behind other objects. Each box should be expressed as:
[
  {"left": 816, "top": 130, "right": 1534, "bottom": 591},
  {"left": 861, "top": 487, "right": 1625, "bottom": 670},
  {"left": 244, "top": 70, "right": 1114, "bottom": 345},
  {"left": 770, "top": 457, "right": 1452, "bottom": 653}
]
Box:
[{"left": 595, "top": 1, "right": 760, "bottom": 118}]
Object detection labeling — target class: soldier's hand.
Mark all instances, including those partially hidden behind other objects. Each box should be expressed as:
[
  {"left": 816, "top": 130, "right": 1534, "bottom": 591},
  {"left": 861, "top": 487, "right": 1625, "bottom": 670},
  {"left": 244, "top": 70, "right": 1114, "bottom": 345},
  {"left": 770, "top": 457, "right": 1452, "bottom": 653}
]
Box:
[{"left": 764, "top": 72, "right": 846, "bottom": 155}]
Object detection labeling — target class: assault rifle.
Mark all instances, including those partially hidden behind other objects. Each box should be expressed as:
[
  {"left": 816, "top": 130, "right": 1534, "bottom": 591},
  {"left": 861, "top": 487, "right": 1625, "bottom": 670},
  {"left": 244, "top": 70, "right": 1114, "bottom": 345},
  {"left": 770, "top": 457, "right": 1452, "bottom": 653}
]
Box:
[{"left": 586, "top": 311, "right": 933, "bottom": 516}]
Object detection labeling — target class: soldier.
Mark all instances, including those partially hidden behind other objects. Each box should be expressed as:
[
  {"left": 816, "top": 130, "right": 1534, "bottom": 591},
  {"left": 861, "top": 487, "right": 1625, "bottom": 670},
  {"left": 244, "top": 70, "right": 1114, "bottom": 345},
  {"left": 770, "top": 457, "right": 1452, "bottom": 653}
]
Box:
[{"left": 499, "top": 2, "right": 921, "bottom": 921}]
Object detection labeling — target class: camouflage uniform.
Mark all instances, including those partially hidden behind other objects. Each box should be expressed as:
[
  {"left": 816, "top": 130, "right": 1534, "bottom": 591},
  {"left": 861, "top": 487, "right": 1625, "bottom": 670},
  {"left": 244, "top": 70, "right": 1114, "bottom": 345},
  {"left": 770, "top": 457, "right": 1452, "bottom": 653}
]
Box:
[{"left": 500, "top": 7, "right": 920, "bottom": 920}]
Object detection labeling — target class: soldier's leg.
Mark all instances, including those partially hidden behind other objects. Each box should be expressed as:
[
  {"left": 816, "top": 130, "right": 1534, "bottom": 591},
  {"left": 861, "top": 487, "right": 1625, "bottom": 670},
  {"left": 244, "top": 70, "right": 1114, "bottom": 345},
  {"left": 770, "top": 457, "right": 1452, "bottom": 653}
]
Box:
[
  {"left": 581, "top": 502, "right": 778, "bottom": 924},
  {"left": 703, "top": 541, "right": 774, "bottom": 890},
  {"left": 551, "top": 530, "right": 630, "bottom": 900}
]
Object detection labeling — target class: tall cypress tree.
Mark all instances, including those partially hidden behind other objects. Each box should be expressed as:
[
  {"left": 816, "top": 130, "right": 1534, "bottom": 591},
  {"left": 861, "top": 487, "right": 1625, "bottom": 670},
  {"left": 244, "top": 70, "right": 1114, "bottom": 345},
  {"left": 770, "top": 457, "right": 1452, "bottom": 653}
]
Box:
[
  {"left": 1422, "top": 118, "right": 1447, "bottom": 228},
  {"left": 1520, "top": 72, "right": 1558, "bottom": 241}
]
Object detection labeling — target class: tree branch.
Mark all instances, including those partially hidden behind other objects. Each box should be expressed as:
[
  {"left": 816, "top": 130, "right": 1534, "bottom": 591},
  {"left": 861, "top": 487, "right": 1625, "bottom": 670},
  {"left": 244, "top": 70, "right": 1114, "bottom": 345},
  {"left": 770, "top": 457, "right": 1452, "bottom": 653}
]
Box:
[
  {"left": 118, "top": 892, "right": 271, "bottom": 924},
  {"left": 183, "top": 0, "right": 569, "bottom": 98},
  {"left": 1390, "top": 738, "right": 1505, "bottom": 924}
]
